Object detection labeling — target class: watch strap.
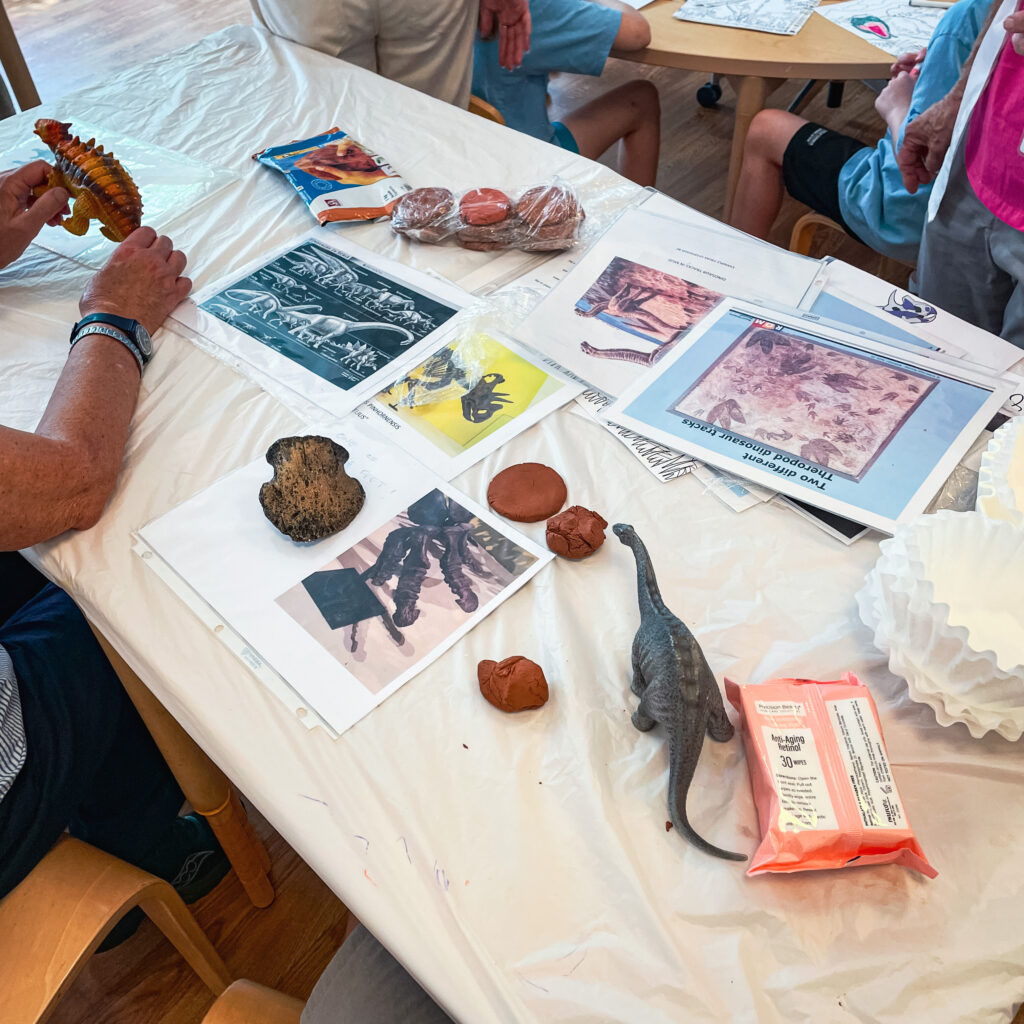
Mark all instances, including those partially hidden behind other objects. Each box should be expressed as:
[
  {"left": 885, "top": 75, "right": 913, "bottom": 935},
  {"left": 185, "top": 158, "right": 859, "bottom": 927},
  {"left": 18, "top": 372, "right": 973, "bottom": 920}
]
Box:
[
  {"left": 69, "top": 323, "right": 145, "bottom": 375},
  {"left": 73, "top": 312, "right": 143, "bottom": 337}
]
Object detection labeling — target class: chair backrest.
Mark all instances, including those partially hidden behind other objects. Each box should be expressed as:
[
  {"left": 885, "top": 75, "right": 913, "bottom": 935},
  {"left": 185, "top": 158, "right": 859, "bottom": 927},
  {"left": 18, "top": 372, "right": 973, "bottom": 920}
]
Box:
[
  {"left": 468, "top": 94, "right": 505, "bottom": 126},
  {"left": 0, "top": 3, "right": 39, "bottom": 113}
]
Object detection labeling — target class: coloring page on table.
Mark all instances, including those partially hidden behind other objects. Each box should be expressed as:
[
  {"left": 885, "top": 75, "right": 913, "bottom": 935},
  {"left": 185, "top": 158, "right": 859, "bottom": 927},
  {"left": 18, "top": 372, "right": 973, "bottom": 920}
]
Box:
[
  {"left": 674, "top": 0, "right": 818, "bottom": 35},
  {"left": 817, "top": 259, "right": 1024, "bottom": 374},
  {"left": 175, "top": 232, "right": 469, "bottom": 420},
  {"left": 604, "top": 302, "right": 1010, "bottom": 533},
  {"left": 6, "top": 118, "right": 238, "bottom": 268},
  {"left": 819, "top": 0, "right": 944, "bottom": 56},
  {"left": 353, "top": 329, "right": 582, "bottom": 480},
  {"left": 138, "top": 430, "right": 551, "bottom": 734},
  {"left": 515, "top": 208, "right": 825, "bottom": 398}
]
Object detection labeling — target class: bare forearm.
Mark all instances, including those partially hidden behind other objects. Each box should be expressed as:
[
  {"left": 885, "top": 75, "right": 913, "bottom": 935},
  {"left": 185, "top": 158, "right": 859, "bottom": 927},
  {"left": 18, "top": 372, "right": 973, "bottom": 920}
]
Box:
[{"left": 0, "top": 334, "right": 140, "bottom": 549}]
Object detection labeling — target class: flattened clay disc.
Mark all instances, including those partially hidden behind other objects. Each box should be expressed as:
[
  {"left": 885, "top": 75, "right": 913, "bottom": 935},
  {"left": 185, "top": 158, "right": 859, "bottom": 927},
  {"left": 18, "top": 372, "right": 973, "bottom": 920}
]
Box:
[{"left": 487, "top": 463, "right": 567, "bottom": 522}]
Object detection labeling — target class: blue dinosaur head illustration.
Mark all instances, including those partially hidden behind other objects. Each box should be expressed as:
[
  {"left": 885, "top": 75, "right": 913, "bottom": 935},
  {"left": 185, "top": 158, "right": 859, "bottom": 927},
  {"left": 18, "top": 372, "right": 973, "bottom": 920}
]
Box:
[{"left": 880, "top": 290, "right": 937, "bottom": 324}]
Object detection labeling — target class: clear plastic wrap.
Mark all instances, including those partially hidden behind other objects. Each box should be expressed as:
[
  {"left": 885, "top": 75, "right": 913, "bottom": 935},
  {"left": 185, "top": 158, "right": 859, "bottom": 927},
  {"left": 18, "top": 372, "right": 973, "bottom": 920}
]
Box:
[{"left": 391, "top": 178, "right": 585, "bottom": 253}]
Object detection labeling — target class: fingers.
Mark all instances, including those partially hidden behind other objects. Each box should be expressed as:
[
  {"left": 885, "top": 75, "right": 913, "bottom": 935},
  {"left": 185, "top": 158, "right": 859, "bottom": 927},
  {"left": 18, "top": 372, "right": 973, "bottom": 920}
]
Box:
[
  {"left": 174, "top": 275, "right": 193, "bottom": 302},
  {"left": 479, "top": 4, "right": 495, "bottom": 39},
  {"left": 16, "top": 186, "right": 69, "bottom": 237},
  {"left": 120, "top": 225, "right": 158, "bottom": 249},
  {"left": 167, "top": 248, "right": 187, "bottom": 277},
  {"left": 8, "top": 160, "right": 54, "bottom": 190},
  {"left": 152, "top": 233, "right": 173, "bottom": 259}
]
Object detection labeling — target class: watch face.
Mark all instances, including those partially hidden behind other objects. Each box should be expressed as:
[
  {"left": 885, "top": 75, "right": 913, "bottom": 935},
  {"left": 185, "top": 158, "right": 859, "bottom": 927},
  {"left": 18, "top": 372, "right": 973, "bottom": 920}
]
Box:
[{"left": 133, "top": 323, "right": 153, "bottom": 358}]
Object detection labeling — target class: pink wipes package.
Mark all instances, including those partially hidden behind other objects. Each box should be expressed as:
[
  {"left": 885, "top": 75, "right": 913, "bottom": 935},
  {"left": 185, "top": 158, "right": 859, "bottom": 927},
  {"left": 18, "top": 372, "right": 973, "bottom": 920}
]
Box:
[{"left": 725, "top": 673, "right": 936, "bottom": 878}]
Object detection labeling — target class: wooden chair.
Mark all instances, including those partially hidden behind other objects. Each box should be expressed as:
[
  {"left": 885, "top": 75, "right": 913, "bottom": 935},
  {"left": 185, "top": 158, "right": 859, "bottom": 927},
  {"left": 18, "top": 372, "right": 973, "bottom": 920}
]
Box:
[
  {"left": 0, "top": 835, "right": 231, "bottom": 1024},
  {"left": 200, "top": 981, "right": 304, "bottom": 1024},
  {"left": 468, "top": 94, "right": 505, "bottom": 126},
  {"left": 789, "top": 212, "right": 845, "bottom": 256},
  {"left": 0, "top": 0, "right": 39, "bottom": 111}
]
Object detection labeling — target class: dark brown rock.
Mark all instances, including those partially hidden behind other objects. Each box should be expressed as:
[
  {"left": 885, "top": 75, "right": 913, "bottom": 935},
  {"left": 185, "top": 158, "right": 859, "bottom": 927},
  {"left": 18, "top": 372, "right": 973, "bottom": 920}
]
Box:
[
  {"left": 546, "top": 505, "right": 608, "bottom": 559},
  {"left": 259, "top": 435, "right": 365, "bottom": 542},
  {"left": 478, "top": 656, "right": 549, "bottom": 712}
]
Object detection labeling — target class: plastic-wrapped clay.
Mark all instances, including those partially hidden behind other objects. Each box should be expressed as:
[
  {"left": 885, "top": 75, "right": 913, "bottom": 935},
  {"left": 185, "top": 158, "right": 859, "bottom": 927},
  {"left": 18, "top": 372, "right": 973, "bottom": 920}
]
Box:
[{"left": 391, "top": 178, "right": 584, "bottom": 253}]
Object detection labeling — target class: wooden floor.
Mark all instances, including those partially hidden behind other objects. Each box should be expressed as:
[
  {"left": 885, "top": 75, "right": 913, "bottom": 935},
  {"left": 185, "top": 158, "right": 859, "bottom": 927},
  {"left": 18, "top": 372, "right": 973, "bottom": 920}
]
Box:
[
  {"left": 2, "top": 3, "right": 912, "bottom": 1022},
  {"left": 47, "top": 807, "right": 350, "bottom": 1024}
]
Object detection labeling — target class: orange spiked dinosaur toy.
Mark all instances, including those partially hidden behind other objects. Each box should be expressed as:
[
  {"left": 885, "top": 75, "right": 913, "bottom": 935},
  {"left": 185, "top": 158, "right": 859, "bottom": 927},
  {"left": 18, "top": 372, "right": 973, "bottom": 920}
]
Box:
[{"left": 32, "top": 119, "right": 142, "bottom": 242}]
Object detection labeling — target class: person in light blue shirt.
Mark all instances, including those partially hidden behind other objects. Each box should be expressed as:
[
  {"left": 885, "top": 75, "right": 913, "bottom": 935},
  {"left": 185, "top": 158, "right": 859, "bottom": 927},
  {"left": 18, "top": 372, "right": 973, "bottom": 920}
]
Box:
[
  {"left": 472, "top": 0, "right": 661, "bottom": 185},
  {"left": 729, "top": 0, "right": 989, "bottom": 262}
]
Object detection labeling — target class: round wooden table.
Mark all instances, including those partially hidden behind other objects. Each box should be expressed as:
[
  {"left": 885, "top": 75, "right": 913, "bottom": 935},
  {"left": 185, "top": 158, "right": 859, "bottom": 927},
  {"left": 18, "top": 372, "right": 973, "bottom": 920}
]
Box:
[{"left": 613, "top": 0, "right": 893, "bottom": 219}]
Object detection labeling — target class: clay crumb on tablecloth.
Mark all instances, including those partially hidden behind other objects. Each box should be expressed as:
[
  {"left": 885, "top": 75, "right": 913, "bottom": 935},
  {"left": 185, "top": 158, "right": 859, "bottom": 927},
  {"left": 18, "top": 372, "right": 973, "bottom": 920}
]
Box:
[
  {"left": 478, "top": 656, "right": 549, "bottom": 712},
  {"left": 259, "top": 435, "right": 365, "bottom": 542},
  {"left": 546, "top": 505, "right": 608, "bottom": 559},
  {"left": 487, "top": 463, "right": 567, "bottom": 522}
]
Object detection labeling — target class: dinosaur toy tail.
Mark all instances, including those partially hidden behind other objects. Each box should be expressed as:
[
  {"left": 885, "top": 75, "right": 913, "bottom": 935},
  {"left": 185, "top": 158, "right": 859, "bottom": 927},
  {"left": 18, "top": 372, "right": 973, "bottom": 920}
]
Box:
[{"left": 667, "top": 703, "right": 747, "bottom": 862}]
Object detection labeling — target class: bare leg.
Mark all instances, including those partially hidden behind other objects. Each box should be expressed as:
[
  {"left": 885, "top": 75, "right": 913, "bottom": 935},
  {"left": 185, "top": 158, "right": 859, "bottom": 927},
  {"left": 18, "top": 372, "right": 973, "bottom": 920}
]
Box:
[
  {"left": 728, "top": 108, "right": 808, "bottom": 240},
  {"left": 560, "top": 80, "right": 661, "bottom": 187}
]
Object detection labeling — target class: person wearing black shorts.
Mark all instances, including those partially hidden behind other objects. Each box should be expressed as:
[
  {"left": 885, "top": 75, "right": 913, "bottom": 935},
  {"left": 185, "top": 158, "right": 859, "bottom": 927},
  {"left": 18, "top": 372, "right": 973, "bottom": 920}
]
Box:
[{"left": 728, "top": 107, "right": 871, "bottom": 243}]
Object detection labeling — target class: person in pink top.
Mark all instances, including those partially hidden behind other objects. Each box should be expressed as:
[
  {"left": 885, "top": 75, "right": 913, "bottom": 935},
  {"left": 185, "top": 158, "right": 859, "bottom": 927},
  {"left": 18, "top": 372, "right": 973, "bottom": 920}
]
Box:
[{"left": 898, "top": 0, "right": 1024, "bottom": 348}]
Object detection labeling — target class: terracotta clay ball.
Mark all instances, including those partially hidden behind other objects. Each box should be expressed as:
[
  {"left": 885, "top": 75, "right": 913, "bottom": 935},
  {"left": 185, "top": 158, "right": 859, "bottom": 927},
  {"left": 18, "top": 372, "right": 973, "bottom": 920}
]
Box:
[
  {"left": 459, "top": 187, "right": 513, "bottom": 226},
  {"left": 478, "top": 656, "right": 549, "bottom": 712},
  {"left": 392, "top": 186, "right": 454, "bottom": 227},
  {"left": 487, "top": 462, "right": 567, "bottom": 522},
  {"left": 546, "top": 505, "right": 608, "bottom": 560}
]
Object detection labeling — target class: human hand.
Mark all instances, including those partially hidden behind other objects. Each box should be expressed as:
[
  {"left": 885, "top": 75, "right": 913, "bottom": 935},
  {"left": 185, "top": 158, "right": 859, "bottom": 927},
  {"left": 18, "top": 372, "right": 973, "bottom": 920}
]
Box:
[
  {"left": 1006, "top": 10, "right": 1024, "bottom": 54},
  {"left": 0, "top": 161, "right": 70, "bottom": 270},
  {"left": 896, "top": 91, "right": 960, "bottom": 193},
  {"left": 479, "top": 0, "right": 532, "bottom": 70},
  {"left": 79, "top": 227, "right": 191, "bottom": 335},
  {"left": 890, "top": 46, "right": 926, "bottom": 78},
  {"left": 875, "top": 70, "right": 916, "bottom": 125}
]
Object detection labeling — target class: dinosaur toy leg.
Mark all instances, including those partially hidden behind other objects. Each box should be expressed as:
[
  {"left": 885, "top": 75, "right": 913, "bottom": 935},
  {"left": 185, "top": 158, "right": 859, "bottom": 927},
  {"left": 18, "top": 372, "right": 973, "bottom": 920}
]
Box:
[
  {"left": 632, "top": 694, "right": 657, "bottom": 732},
  {"left": 100, "top": 224, "right": 123, "bottom": 242},
  {"left": 706, "top": 687, "right": 735, "bottom": 742},
  {"left": 61, "top": 192, "right": 99, "bottom": 236},
  {"left": 630, "top": 641, "right": 648, "bottom": 698}
]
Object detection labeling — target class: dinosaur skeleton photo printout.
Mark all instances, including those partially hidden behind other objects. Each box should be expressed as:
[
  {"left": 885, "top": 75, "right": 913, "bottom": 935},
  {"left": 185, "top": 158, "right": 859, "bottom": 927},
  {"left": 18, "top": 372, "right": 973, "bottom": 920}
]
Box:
[
  {"left": 137, "top": 435, "right": 550, "bottom": 734},
  {"left": 605, "top": 303, "right": 1010, "bottom": 534},
  {"left": 354, "top": 330, "right": 582, "bottom": 479},
  {"left": 515, "top": 209, "right": 825, "bottom": 397},
  {"left": 176, "top": 233, "right": 467, "bottom": 419}
]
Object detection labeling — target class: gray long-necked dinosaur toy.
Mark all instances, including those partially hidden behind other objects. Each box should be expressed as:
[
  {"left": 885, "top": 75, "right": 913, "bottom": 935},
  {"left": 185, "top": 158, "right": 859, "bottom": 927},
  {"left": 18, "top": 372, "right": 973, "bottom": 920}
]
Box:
[{"left": 614, "top": 523, "right": 747, "bottom": 862}]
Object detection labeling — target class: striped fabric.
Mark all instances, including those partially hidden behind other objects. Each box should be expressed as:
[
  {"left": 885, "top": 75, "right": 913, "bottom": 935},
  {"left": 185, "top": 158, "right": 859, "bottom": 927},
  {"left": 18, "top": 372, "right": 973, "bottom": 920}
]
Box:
[{"left": 0, "top": 643, "right": 27, "bottom": 802}]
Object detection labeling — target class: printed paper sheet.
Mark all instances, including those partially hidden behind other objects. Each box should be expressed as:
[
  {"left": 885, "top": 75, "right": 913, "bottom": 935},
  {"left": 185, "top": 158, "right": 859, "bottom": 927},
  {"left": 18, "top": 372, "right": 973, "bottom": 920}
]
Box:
[
  {"left": 515, "top": 208, "right": 825, "bottom": 397},
  {"left": 174, "top": 232, "right": 470, "bottom": 420},
  {"left": 605, "top": 301, "right": 1009, "bottom": 533},
  {"left": 138, "top": 429, "right": 551, "bottom": 734},
  {"left": 354, "top": 330, "right": 582, "bottom": 480},
  {"left": 819, "top": 0, "right": 944, "bottom": 56},
  {"left": 675, "top": 0, "right": 819, "bottom": 36}
]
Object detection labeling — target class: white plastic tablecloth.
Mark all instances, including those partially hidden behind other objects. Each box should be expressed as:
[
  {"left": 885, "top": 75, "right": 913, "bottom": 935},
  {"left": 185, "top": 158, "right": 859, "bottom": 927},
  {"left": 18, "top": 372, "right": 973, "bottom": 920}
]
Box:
[{"left": 0, "top": 26, "right": 1021, "bottom": 1024}]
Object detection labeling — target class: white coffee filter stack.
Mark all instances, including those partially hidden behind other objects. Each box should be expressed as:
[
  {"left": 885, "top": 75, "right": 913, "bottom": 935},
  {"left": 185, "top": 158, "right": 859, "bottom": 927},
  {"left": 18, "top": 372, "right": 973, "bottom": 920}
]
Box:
[
  {"left": 857, "top": 509, "right": 1024, "bottom": 740},
  {"left": 977, "top": 415, "right": 1023, "bottom": 527}
]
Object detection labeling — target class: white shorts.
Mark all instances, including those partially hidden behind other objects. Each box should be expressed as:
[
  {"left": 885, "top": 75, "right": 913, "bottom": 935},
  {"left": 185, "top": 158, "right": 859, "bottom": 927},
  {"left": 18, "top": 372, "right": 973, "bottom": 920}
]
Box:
[{"left": 249, "top": 0, "right": 478, "bottom": 107}]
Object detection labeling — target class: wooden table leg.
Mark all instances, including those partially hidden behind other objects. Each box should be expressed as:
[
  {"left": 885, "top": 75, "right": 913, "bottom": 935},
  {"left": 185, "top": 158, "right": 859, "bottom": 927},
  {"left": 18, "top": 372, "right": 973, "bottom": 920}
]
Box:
[
  {"left": 722, "top": 75, "right": 786, "bottom": 223},
  {"left": 88, "top": 621, "right": 275, "bottom": 908}
]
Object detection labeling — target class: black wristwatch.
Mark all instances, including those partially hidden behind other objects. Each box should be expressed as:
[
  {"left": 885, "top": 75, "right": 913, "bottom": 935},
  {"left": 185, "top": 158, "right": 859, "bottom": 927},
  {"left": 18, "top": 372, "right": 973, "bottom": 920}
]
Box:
[{"left": 69, "top": 313, "right": 153, "bottom": 374}]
